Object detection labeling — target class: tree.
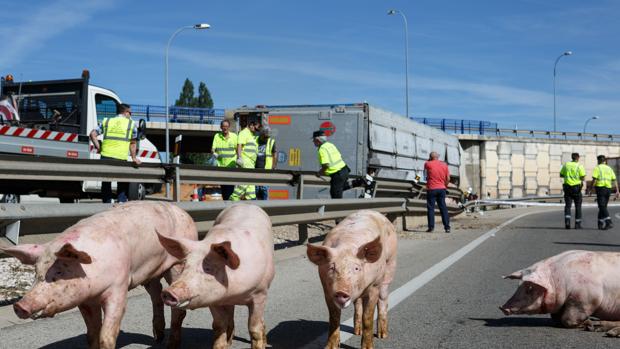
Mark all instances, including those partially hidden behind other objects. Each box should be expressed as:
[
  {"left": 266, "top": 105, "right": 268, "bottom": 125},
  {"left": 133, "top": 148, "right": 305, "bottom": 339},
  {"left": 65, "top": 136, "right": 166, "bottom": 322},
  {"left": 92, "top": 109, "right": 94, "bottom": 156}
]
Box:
[
  {"left": 175, "top": 78, "right": 195, "bottom": 107},
  {"left": 195, "top": 82, "right": 213, "bottom": 108}
]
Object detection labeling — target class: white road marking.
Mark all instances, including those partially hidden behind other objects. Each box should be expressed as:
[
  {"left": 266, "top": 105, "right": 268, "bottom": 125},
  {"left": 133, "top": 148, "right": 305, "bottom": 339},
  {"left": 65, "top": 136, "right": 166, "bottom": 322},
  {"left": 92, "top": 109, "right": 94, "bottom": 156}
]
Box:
[{"left": 303, "top": 211, "right": 536, "bottom": 348}]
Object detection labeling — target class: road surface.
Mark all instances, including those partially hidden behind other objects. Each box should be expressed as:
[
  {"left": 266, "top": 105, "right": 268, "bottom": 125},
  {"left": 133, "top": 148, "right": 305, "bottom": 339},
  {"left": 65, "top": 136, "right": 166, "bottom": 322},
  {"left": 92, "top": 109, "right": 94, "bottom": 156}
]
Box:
[{"left": 1, "top": 206, "right": 619, "bottom": 348}]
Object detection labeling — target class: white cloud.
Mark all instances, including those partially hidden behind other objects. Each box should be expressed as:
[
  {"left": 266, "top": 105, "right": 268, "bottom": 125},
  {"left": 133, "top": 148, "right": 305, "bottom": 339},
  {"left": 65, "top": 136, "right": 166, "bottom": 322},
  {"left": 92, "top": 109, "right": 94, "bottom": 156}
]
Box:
[{"left": 0, "top": 0, "right": 114, "bottom": 68}]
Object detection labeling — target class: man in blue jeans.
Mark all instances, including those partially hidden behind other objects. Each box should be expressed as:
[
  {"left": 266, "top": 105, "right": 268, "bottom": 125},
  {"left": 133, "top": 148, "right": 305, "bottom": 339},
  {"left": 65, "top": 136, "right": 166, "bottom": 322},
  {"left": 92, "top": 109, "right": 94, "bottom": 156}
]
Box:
[{"left": 424, "top": 151, "right": 451, "bottom": 233}]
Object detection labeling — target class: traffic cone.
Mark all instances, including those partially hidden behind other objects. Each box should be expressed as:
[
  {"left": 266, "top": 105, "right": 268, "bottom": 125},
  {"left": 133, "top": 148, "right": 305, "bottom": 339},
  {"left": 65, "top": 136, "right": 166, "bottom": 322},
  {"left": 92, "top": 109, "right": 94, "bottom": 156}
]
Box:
[{"left": 191, "top": 186, "right": 199, "bottom": 202}]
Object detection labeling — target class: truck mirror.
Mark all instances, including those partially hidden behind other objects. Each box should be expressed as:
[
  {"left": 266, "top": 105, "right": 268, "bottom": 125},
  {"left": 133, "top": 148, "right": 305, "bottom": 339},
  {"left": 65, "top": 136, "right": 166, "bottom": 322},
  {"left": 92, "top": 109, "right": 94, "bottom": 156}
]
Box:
[{"left": 137, "top": 119, "right": 147, "bottom": 140}]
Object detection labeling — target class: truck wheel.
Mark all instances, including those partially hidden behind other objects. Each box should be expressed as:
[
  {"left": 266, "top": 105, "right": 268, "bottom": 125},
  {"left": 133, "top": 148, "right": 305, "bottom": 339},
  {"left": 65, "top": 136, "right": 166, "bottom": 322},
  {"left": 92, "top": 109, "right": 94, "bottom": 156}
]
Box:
[
  {"left": 0, "top": 194, "right": 20, "bottom": 203},
  {"left": 59, "top": 197, "right": 76, "bottom": 203},
  {"left": 146, "top": 183, "right": 163, "bottom": 195},
  {"left": 128, "top": 183, "right": 146, "bottom": 201}
]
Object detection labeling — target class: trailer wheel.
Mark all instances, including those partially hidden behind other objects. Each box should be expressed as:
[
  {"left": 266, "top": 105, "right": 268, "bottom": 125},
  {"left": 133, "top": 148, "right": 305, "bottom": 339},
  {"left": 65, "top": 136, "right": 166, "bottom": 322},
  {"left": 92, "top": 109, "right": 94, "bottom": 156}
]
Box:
[
  {"left": 0, "top": 194, "right": 20, "bottom": 203},
  {"left": 128, "top": 183, "right": 146, "bottom": 201}
]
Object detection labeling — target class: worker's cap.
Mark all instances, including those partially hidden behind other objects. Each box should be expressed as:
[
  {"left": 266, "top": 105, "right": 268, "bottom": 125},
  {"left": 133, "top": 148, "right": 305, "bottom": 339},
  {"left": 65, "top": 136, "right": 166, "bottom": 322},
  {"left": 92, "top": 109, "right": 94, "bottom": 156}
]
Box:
[{"left": 312, "top": 130, "right": 325, "bottom": 138}]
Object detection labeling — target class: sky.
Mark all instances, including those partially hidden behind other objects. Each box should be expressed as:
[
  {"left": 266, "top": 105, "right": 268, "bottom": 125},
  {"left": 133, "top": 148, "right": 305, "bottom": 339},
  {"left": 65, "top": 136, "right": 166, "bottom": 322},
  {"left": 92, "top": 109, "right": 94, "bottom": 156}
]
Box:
[{"left": 1, "top": 0, "right": 619, "bottom": 134}]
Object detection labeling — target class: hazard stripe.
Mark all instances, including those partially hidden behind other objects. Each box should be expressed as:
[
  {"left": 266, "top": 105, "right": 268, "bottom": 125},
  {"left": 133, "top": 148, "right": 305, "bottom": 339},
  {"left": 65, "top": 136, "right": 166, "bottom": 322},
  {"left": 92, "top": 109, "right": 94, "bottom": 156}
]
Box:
[
  {"left": 53, "top": 132, "right": 64, "bottom": 141},
  {"left": 0, "top": 126, "right": 9, "bottom": 135},
  {"left": 27, "top": 129, "right": 38, "bottom": 138},
  {"left": 150, "top": 152, "right": 157, "bottom": 159},
  {"left": 13, "top": 128, "right": 23, "bottom": 137},
  {"left": 66, "top": 133, "right": 78, "bottom": 142}
]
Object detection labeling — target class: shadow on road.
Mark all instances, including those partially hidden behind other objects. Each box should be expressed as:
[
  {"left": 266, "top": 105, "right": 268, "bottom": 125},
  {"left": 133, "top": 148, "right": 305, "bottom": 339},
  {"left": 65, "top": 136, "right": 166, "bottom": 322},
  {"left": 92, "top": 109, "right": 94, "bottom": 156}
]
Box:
[
  {"left": 267, "top": 319, "right": 337, "bottom": 348},
  {"left": 554, "top": 241, "right": 620, "bottom": 247},
  {"left": 512, "top": 226, "right": 576, "bottom": 231},
  {"left": 470, "top": 317, "right": 555, "bottom": 328}
]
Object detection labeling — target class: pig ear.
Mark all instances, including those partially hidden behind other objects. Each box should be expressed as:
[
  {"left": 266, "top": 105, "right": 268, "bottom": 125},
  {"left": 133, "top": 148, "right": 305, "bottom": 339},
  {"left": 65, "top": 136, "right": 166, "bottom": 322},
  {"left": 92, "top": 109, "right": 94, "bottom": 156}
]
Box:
[
  {"left": 55, "top": 243, "right": 92, "bottom": 264},
  {"left": 522, "top": 272, "right": 552, "bottom": 292},
  {"left": 0, "top": 244, "right": 46, "bottom": 265},
  {"left": 156, "top": 230, "right": 193, "bottom": 259},
  {"left": 502, "top": 270, "right": 524, "bottom": 280},
  {"left": 306, "top": 244, "right": 331, "bottom": 265},
  {"left": 357, "top": 237, "right": 382, "bottom": 263},
  {"left": 211, "top": 241, "right": 240, "bottom": 270}
]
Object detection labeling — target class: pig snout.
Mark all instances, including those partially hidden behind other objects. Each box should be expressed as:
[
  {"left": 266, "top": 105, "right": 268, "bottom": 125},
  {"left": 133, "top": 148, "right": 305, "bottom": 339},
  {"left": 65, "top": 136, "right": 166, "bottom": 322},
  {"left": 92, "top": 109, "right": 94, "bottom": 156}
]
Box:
[
  {"left": 162, "top": 288, "right": 191, "bottom": 309},
  {"left": 499, "top": 306, "right": 512, "bottom": 316},
  {"left": 13, "top": 301, "right": 44, "bottom": 320},
  {"left": 334, "top": 291, "right": 352, "bottom": 309}
]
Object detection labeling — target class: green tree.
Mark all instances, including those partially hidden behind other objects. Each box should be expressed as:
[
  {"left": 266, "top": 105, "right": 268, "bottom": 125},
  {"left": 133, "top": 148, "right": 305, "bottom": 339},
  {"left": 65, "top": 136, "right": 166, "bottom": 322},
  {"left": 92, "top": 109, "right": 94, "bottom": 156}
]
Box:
[
  {"left": 195, "top": 82, "right": 214, "bottom": 108},
  {"left": 175, "top": 78, "right": 195, "bottom": 107}
]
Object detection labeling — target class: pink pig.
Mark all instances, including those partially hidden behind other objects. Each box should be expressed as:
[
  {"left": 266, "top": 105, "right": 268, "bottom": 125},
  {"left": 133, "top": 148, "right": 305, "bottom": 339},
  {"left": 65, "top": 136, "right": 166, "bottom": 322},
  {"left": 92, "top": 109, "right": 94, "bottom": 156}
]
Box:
[
  {"left": 307, "top": 210, "right": 397, "bottom": 349},
  {"left": 157, "top": 203, "right": 275, "bottom": 349},
  {"left": 500, "top": 250, "right": 620, "bottom": 336},
  {"left": 0, "top": 201, "right": 198, "bottom": 349}
]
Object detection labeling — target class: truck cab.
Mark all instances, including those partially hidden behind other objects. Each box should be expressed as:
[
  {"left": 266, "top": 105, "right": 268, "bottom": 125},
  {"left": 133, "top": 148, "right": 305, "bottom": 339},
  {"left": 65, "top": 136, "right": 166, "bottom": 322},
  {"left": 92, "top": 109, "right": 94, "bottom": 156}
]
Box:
[{"left": 0, "top": 71, "right": 162, "bottom": 201}]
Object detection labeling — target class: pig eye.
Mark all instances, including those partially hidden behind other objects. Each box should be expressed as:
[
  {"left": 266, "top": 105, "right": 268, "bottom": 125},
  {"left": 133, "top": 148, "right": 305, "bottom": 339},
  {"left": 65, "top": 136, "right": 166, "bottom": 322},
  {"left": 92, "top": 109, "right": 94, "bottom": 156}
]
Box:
[
  {"left": 328, "top": 264, "right": 336, "bottom": 272},
  {"left": 354, "top": 265, "right": 361, "bottom": 272}
]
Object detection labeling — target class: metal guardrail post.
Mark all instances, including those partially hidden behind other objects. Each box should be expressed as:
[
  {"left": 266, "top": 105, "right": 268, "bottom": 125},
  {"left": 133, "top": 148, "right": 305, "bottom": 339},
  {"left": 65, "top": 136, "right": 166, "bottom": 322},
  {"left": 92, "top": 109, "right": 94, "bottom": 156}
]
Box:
[{"left": 295, "top": 174, "right": 308, "bottom": 243}]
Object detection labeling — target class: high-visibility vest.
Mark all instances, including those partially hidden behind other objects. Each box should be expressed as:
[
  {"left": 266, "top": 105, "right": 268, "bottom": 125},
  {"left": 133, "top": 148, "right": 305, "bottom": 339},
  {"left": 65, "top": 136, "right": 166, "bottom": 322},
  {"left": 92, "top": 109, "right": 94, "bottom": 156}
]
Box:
[
  {"left": 212, "top": 132, "right": 238, "bottom": 168},
  {"left": 100, "top": 116, "right": 134, "bottom": 160},
  {"left": 593, "top": 164, "right": 617, "bottom": 188},
  {"left": 238, "top": 128, "right": 257, "bottom": 167},
  {"left": 560, "top": 161, "right": 585, "bottom": 186},
  {"left": 317, "top": 142, "right": 346, "bottom": 175},
  {"left": 265, "top": 137, "right": 275, "bottom": 170}
]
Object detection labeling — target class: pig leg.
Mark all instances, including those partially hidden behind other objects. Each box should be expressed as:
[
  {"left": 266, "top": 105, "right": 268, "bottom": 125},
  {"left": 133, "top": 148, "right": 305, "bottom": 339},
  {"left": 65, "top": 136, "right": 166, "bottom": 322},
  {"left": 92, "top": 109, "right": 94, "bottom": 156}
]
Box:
[
  {"left": 211, "top": 305, "right": 235, "bottom": 349},
  {"left": 248, "top": 296, "right": 267, "bottom": 349},
  {"left": 377, "top": 283, "right": 389, "bottom": 339},
  {"left": 99, "top": 290, "right": 128, "bottom": 349},
  {"left": 324, "top": 293, "right": 342, "bottom": 349},
  {"left": 354, "top": 298, "right": 363, "bottom": 335},
  {"left": 559, "top": 302, "right": 592, "bottom": 328},
  {"left": 361, "top": 286, "right": 380, "bottom": 349},
  {"left": 165, "top": 267, "right": 187, "bottom": 349},
  {"left": 78, "top": 302, "right": 102, "bottom": 349},
  {"left": 584, "top": 319, "right": 620, "bottom": 336},
  {"left": 144, "top": 278, "right": 165, "bottom": 342}
]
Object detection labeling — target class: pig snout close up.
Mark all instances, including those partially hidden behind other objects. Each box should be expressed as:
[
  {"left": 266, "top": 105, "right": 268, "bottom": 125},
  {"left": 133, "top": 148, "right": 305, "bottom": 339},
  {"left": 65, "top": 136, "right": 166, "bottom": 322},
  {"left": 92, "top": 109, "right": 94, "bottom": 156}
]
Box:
[
  {"left": 0, "top": 201, "right": 198, "bottom": 349},
  {"left": 158, "top": 203, "right": 275, "bottom": 349},
  {"left": 307, "top": 210, "right": 397, "bottom": 349},
  {"left": 500, "top": 250, "right": 620, "bottom": 337}
]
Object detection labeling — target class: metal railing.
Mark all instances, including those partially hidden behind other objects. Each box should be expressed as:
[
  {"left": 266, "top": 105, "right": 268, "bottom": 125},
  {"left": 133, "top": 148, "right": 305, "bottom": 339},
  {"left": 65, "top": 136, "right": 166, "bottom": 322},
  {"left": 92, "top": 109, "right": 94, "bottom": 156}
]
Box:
[
  {"left": 413, "top": 117, "right": 620, "bottom": 141},
  {"left": 96, "top": 104, "right": 225, "bottom": 125}
]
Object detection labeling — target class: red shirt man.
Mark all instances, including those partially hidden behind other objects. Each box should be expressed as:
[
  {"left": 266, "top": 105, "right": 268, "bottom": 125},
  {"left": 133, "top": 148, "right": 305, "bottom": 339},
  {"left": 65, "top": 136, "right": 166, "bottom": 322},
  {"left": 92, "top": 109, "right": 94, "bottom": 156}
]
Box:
[{"left": 424, "top": 152, "right": 451, "bottom": 233}]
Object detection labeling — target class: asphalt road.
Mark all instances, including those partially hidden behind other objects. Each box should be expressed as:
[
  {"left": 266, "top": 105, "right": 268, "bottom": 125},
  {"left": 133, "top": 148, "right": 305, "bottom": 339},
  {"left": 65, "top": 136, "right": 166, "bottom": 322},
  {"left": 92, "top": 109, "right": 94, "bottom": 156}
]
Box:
[{"left": 1, "top": 206, "right": 619, "bottom": 348}]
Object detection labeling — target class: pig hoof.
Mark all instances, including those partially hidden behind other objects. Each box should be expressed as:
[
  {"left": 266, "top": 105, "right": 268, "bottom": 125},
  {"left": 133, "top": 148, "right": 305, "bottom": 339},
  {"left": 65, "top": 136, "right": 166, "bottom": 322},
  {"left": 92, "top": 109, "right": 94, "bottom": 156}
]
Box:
[
  {"left": 354, "top": 326, "right": 362, "bottom": 336},
  {"left": 606, "top": 327, "right": 620, "bottom": 337},
  {"left": 584, "top": 320, "right": 605, "bottom": 332},
  {"left": 153, "top": 329, "right": 165, "bottom": 343},
  {"left": 377, "top": 330, "right": 388, "bottom": 339}
]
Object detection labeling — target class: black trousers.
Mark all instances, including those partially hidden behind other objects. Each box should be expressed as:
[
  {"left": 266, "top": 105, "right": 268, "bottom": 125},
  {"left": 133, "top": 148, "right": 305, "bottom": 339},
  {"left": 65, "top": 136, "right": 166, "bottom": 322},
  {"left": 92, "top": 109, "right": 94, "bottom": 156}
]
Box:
[
  {"left": 221, "top": 185, "right": 235, "bottom": 200},
  {"left": 563, "top": 184, "right": 582, "bottom": 222},
  {"left": 329, "top": 166, "right": 350, "bottom": 199},
  {"left": 596, "top": 187, "right": 611, "bottom": 221},
  {"left": 101, "top": 156, "right": 129, "bottom": 203}
]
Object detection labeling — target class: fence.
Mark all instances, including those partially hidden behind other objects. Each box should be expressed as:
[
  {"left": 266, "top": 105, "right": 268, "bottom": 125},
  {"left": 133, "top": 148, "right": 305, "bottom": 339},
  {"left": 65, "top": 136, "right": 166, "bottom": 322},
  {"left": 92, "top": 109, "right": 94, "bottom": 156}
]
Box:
[{"left": 95, "top": 104, "right": 225, "bottom": 125}]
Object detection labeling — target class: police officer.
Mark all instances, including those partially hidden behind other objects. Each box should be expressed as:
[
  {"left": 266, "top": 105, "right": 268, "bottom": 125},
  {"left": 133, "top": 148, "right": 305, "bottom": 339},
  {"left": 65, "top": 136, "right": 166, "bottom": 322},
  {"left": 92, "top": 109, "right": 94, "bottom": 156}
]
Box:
[
  {"left": 230, "top": 120, "right": 258, "bottom": 200},
  {"left": 89, "top": 103, "right": 140, "bottom": 203},
  {"left": 211, "top": 119, "right": 238, "bottom": 200},
  {"left": 255, "top": 126, "right": 276, "bottom": 200},
  {"left": 560, "top": 152, "right": 586, "bottom": 229},
  {"left": 312, "top": 130, "right": 350, "bottom": 198},
  {"left": 592, "top": 155, "right": 620, "bottom": 230}
]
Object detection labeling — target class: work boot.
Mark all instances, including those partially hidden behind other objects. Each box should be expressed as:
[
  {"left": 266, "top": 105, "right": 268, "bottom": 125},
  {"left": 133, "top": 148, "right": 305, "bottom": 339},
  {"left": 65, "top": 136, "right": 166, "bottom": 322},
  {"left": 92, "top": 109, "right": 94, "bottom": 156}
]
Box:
[
  {"left": 606, "top": 221, "right": 614, "bottom": 230},
  {"left": 574, "top": 222, "right": 582, "bottom": 229},
  {"left": 598, "top": 221, "right": 605, "bottom": 230},
  {"left": 565, "top": 218, "right": 571, "bottom": 230}
]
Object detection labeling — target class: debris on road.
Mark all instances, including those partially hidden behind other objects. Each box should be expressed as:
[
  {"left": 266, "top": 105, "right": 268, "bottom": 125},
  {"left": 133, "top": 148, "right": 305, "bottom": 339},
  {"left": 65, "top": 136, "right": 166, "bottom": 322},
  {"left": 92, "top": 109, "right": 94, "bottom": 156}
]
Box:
[{"left": 0, "top": 258, "right": 34, "bottom": 305}]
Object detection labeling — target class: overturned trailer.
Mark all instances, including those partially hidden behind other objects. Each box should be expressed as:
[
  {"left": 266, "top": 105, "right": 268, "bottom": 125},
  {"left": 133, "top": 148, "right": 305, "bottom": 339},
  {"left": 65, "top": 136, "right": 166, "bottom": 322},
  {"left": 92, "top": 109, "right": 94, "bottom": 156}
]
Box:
[{"left": 231, "top": 103, "right": 462, "bottom": 199}]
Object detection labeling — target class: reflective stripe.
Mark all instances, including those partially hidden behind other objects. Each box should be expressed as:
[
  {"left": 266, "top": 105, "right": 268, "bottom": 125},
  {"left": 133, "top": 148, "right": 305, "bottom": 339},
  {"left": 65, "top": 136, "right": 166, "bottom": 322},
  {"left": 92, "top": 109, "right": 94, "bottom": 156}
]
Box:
[
  {"left": 218, "top": 154, "right": 236, "bottom": 158},
  {"left": 101, "top": 116, "right": 134, "bottom": 160},
  {"left": 265, "top": 137, "right": 275, "bottom": 170},
  {"left": 318, "top": 142, "right": 346, "bottom": 175}
]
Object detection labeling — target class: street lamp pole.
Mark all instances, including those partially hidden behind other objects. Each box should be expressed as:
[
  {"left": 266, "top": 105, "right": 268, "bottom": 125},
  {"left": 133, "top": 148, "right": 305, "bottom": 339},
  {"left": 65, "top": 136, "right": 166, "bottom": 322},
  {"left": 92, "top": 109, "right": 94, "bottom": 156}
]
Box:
[
  {"left": 582, "top": 116, "right": 599, "bottom": 139},
  {"left": 165, "top": 23, "right": 211, "bottom": 165},
  {"left": 553, "top": 50, "right": 572, "bottom": 133},
  {"left": 388, "top": 9, "right": 409, "bottom": 118}
]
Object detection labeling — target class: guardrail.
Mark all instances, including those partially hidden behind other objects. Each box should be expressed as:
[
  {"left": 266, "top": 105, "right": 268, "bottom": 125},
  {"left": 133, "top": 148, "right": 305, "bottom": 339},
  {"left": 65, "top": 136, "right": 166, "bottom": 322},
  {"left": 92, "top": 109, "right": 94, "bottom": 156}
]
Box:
[
  {"left": 0, "top": 198, "right": 463, "bottom": 247},
  {"left": 0, "top": 154, "right": 463, "bottom": 202}
]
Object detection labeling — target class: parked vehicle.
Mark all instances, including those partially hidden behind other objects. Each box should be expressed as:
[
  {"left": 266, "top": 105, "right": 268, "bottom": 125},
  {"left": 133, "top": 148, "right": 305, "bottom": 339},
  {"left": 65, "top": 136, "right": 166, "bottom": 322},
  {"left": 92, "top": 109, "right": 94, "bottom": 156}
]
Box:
[
  {"left": 0, "top": 71, "right": 162, "bottom": 202},
  {"left": 231, "top": 103, "right": 462, "bottom": 199}
]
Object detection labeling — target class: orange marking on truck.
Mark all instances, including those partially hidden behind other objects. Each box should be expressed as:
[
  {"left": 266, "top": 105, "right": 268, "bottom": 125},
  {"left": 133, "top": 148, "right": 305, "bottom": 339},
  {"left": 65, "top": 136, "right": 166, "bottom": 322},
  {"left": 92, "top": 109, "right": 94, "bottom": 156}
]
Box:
[
  {"left": 268, "top": 115, "right": 291, "bottom": 125},
  {"left": 268, "top": 189, "right": 290, "bottom": 200}
]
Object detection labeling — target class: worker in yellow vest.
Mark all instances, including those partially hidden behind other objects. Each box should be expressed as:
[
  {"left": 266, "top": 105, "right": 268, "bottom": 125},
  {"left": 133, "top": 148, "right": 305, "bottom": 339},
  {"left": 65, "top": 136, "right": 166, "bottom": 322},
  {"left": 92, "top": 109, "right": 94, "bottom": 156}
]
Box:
[
  {"left": 592, "top": 155, "right": 620, "bottom": 230},
  {"left": 560, "top": 152, "right": 586, "bottom": 229},
  {"left": 312, "top": 130, "right": 350, "bottom": 198},
  {"left": 230, "top": 120, "right": 258, "bottom": 200},
  {"left": 255, "top": 127, "right": 277, "bottom": 200},
  {"left": 211, "top": 119, "right": 238, "bottom": 200},
  {"left": 89, "top": 103, "right": 140, "bottom": 203}
]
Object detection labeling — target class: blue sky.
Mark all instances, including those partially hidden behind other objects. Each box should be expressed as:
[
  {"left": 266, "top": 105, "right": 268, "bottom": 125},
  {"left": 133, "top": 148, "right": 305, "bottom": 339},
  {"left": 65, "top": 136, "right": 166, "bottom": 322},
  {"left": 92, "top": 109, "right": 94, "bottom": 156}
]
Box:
[{"left": 2, "top": 0, "right": 620, "bottom": 134}]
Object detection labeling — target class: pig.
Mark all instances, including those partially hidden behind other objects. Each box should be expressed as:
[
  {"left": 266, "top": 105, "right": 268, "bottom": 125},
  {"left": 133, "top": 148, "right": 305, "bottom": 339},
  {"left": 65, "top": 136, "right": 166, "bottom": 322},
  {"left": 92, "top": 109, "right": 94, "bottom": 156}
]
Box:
[
  {"left": 499, "top": 250, "right": 620, "bottom": 336},
  {"left": 307, "top": 210, "right": 398, "bottom": 349},
  {"left": 0, "top": 201, "right": 198, "bottom": 349},
  {"left": 157, "top": 203, "right": 275, "bottom": 349}
]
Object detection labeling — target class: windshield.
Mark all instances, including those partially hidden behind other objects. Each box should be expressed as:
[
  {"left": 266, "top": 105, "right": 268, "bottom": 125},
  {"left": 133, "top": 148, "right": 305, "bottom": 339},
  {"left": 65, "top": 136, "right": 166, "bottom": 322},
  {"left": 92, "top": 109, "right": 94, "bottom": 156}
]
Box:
[{"left": 16, "top": 92, "right": 81, "bottom": 133}]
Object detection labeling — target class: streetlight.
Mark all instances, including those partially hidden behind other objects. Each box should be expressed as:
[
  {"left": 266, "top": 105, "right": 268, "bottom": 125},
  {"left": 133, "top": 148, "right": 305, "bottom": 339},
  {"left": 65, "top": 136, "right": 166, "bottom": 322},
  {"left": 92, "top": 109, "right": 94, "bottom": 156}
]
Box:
[
  {"left": 388, "top": 9, "right": 409, "bottom": 118},
  {"left": 553, "top": 50, "right": 572, "bottom": 133},
  {"left": 165, "top": 23, "right": 211, "bottom": 164},
  {"left": 583, "top": 115, "right": 599, "bottom": 138},
  {"left": 164, "top": 23, "right": 209, "bottom": 200}
]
